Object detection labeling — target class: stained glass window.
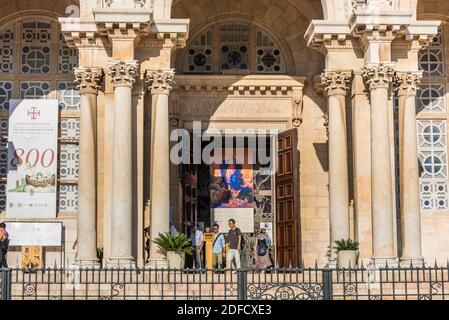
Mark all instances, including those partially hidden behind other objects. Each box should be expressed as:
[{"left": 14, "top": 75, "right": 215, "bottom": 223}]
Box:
[
  {"left": 0, "top": 27, "right": 14, "bottom": 73},
  {"left": 220, "top": 23, "right": 250, "bottom": 71},
  {"left": 184, "top": 28, "right": 213, "bottom": 73},
  {"left": 417, "top": 84, "right": 446, "bottom": 113},
  {"left": 419, "top": 28, "right": 444, "bottom": 77},
  {"left": 418, "top": 120, "right": 449, "bottom": 210},
  {"left": 21, "top": 21, "right": 51, "bottom": 74},
  {"left": 255, "top": 29, "right": 285, "bottom": 74}
]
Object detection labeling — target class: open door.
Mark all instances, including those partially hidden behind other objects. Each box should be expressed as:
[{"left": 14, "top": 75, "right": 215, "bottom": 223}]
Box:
[
  {"left": 182, "top": 163, "right": 198, "bottom": 267},
  {"left": 275, "top": 128, "right": 301, "bottom": 267}
]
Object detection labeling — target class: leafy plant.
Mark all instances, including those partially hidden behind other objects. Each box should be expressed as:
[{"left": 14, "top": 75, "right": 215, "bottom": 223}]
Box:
[
  {"left": 153, "top": 232, "right": 194, "bottom": 255},
  {"left": 97, "top": 247, "right": 104, "bottom": 262},
  {"left": 334, "top": 239, "right": 360, "bottom": 252}
]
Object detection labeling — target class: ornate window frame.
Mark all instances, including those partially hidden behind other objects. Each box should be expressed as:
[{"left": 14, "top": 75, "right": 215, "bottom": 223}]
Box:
[{"left": 180, "top": 19, "right": 290, "bottom": 75}]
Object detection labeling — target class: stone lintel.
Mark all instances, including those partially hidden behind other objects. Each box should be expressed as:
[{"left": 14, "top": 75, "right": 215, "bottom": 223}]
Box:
[
  {"left": 304, "top": 20, "right": 351, "bottom": 52},
  {"left": 174, "top": 74, "right": 305, "bottom": 94}
]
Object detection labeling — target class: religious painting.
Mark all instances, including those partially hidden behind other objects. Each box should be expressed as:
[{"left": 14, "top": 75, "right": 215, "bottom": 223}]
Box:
[{"left": 210, "top": 148, "right": 254, "bottom": 209}]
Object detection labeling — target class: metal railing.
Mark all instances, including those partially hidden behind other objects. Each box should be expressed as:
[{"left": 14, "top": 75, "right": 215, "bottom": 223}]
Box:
[{"left": 1, "top": 264, "right": 449, "bottom": 300}]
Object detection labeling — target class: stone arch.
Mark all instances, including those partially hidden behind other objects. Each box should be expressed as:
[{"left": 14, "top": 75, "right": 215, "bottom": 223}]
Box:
[
  {"left": 417, "top": 0, "right": 449, "bottom": 22},
  {"left": 175, "top": 16, "right": 296, "bottom": 74},
  {"left": 171, "top": 0, "right": 326, "bottom": 75},
  {"left": 0, "top": 0, "right": 79, "bottom": 24}
]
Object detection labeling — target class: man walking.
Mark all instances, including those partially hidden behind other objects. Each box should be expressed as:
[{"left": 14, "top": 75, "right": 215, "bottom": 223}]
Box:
[
  {"left": 212, "top": 224, "right": 226, "bottom": 269},
  {"left": 226, "top": 219, "right": 242, "bottom": 269},
  {"left": 190, "top": 225, "right": 204, "bottom": 270}
]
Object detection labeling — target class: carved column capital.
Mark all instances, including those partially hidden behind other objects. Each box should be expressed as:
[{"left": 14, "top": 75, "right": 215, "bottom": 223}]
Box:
[
  {"left": 321, "top": 70, "right": 353, "bottom": 96},
  {"left": 108, "top": 60, "right": 139, "bottom": 88},
  {"left": 394, "top": 71, "right": 423, "bottom": 97},
  {"left": 144, "top": 69, "right": 175, "bottom": 95},
  {"left": 74, "top": 68, "right": 104, "bottom": 95},
  {"left": 362, "top": 63, "right": 395, "bottom": 90}
]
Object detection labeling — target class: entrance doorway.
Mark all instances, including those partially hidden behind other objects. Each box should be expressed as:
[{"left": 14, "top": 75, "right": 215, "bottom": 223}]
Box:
[{"left": 181, "top": 129, "right": 301, "bottom": 268}]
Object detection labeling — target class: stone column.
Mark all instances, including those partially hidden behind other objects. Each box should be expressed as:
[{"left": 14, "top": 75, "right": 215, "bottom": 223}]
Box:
[
  {"left": 362, "top": 63, "right": 398, "bottom": 266},
  {"left": 73, "top": 68, "right": 103, "bottom": 267},
  {"left": 108, "top": 60, "right": 138, "bottom": 267},
  {"left": 395, "top": 71, "right": 424, "bottom": 266},
  {"left": 321, "top": 70, "right": 353, "bottom": 266},
  {"left": 144, "top": 69, "right": 175, "bottom": 268}
]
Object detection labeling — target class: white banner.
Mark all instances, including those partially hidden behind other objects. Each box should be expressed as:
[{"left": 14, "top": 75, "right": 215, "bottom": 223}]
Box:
[
  {"left": 6, "top": 99, "right": 59, "bottom": 218},
  {"left": 6, "top": 222, "right": 62, "bottom": 246}
]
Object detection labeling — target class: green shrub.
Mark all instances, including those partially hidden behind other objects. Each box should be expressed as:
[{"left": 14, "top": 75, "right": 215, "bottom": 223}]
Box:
[
  {"left": 153, "top": 232, "right": 194, "bottom": 255},
  {"left": 334, "top": 239, "right": 360, "bottom": 252}
]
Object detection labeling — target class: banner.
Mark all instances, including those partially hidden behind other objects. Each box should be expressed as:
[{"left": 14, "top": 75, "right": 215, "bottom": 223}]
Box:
[
  {"left": 6, "top": 99, "right": 59, "bottom": 218},
  {"left": 210, "top": 148, "right": 255, "bottom": 233}
]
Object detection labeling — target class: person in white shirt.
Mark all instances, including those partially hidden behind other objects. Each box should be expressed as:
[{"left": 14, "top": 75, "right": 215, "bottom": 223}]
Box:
[
  {"left": 169, "top": 223, "right": 178, "bottom": 236},
  {"left": 190, "top": 225, "right": 204, "bottom": 270}
]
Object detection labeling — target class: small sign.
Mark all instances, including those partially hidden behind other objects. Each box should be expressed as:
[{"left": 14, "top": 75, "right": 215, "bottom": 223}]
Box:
[
  {"left": 204, "top": 233, "right": 215, "bottom": 242},
  {"left": 21, "top": 246, "right": 43, "bottom": 269}
]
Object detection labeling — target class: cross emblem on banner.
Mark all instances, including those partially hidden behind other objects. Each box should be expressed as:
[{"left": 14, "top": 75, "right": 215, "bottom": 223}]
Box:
[{"left": 27, "top": 107, "right": 41, "bottom": 120}]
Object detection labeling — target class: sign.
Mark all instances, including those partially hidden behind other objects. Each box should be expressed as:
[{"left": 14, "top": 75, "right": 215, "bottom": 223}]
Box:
[
  {"left": 21, "top": 246, "right": 43, "bottom": 269},
  {"left": 7, "top": 99, "right": 59, "bottom": 218},
  {"left": 6, "top": 222, "right": 62, "bottom": 246},
  {"left": 204, "top": 233, "right": 215, "bottom": 269}
]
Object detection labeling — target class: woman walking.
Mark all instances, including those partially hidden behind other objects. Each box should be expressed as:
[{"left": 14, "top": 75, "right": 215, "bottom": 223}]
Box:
[{"left": 254, "top": 228, "right": 272, "bottom": 270}]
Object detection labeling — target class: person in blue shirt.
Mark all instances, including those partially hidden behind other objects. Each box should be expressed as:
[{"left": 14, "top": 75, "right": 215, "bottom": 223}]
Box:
[
  {"left": 190, "top": 225, "right": 204, "bottom": 270},
  {"left": 211, "top": 224, "right": 226, "bottom": 269}
]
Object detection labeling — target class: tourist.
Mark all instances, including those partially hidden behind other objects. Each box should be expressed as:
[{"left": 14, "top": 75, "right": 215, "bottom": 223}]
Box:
[
  {"left": 0, "top": 223, "right": 9, "bottom": 268},
  {"left": 144, "top": 227, "right": 151, "bottom": 264},
  {"left": 211, "top": 224, "right": 226, "bottom": 269},
  {"left": 190, "top": 225, "right": 204, "bottom": 270},
  {"left": 169, "top": 223, "right": 178, "bottom": 236},
  {"left": 254, "top": 228, "right": 273, "bottom": 270},
  {"left": 226, "top": 219, "right": 242, "bottom": 269}
]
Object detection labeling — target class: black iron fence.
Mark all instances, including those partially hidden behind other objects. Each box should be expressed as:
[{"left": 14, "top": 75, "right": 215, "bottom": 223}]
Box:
[{"left": 1, "top": 265, "right": 449, "bottom": 300}]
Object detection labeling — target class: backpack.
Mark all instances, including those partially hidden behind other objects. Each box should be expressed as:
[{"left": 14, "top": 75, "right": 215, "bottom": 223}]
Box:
[{"left": 257, "top": 238, "right": 268, "bottom": 256}]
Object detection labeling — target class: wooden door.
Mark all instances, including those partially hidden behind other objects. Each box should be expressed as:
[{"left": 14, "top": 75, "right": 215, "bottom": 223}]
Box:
[{"left": 275, "top": 129, "right": 301, "bottom": 267}]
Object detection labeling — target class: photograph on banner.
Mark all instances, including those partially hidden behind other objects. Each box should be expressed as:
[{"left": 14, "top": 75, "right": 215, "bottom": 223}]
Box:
[
  {"left": 210, "top": 148, "right": 255, "bottom": 233},
  {"left": 6, "top": 99, "right": 59, "bottom": 218}
]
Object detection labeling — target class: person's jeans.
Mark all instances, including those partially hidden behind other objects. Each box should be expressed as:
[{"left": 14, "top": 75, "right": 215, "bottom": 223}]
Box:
[
  {"left": 227, "top": 249, "right": 241, "bottom": 269},
  {"left": 192, "top": 248, "right": 202, "bottom": 270},
  {"left": 0, "top": 250, "right": 8, "bottom": 268}
]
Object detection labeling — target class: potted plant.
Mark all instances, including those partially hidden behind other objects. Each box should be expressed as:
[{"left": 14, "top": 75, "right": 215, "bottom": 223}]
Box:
[
  {"left": 153, "top": 232, "right": 193, "bottom": 269},
  {"left": 334, "top": 239, "right": 359, "bottom": 269}
]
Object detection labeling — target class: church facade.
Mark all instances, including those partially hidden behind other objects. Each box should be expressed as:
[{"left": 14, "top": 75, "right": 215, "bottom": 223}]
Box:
[{"left": 1, "top": 0, "right": 449, "bottom": 268}]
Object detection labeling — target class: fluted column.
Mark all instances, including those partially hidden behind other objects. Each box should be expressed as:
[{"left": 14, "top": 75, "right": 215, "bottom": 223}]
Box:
[
  {"left": 321, "top": 70, "right": 353, "bottom": 266},
  {"left": 108, "top": 60, "right": 138, "bottom": 267},
  {"left": 73, "top": 68, "right": 103, "bottom": 267},
  {"left": 395, "top": 71, "right": 424, "bottom": 266},
  {"left": 362, "top": 63, "right": 398, "bottom": 266},
  {"left": 144, "top": 69, "right": 175, "bottom": 268}
]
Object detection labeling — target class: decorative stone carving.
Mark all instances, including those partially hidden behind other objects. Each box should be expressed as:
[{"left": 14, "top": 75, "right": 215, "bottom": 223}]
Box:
[
  {"left": 74, "top": 68, "right": 104, "bottom": 95},
  {"left": 361, "top": 63, "right": 395, "bottom": 89},
  {"left": 322, "top": 112, "right": 329, "bottom": 137},
  {"left": 108, "top": 61, "right": 139, "bottom": 87},
  {"left": 394, "top": 71, "right": 423, "bottom": 96},
  {"left": 321, "top": 70, "right": 353, "bottom": 96},
  {"left": 144, "top": 69, "right": 175, "bottom": 95}
]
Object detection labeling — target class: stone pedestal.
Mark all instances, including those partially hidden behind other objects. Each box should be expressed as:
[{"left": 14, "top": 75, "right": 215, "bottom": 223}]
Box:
[
  {"left": 144, "top": 70, "right": 175, "bottom": 268},
  {"left": 107, "top": 60, "right": 138, "bottom": 268},
  {"left": 74, "top": 68, "right": 103, "bottom": 268},
  {"left": 321, "top": 70, "right": 353, "bottom": 267},
  {"left": 396, "top": 71, "right": 424, "bottom": 266},
  {"left": 362, "top": 64, "right": 398, "bottom": 266}
]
